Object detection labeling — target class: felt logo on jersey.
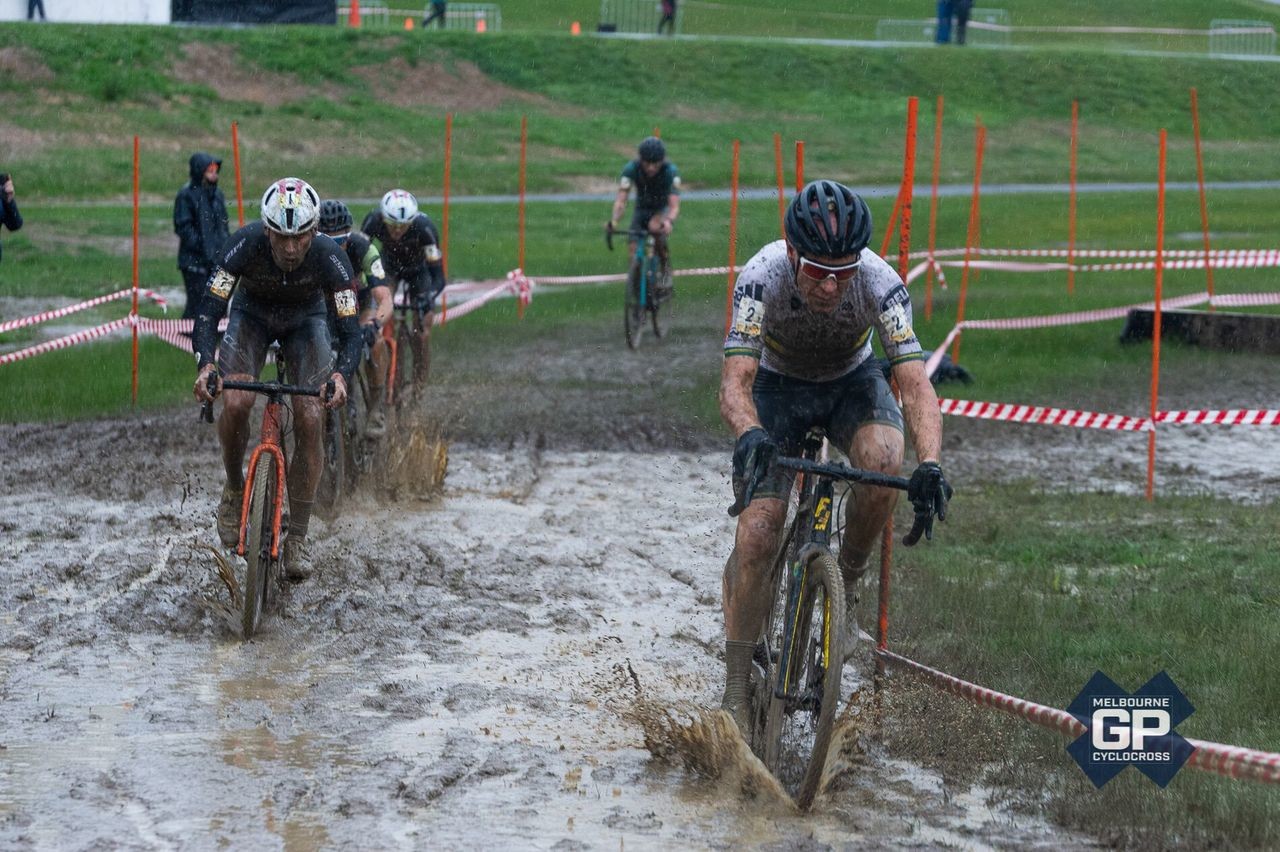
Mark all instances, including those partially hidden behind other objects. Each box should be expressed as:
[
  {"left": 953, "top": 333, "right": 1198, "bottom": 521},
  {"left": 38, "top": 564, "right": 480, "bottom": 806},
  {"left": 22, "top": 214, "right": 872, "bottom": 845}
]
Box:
[
  {"left": 425, "top": 245, "right": 443, "bottom": 262},
  {"left": 878, "top": 285, "right": 914, "bottom": 344},
  {"left": 334, "top": 289, "right": 358, "bottom": 318},
  {"left": 209, "top": 268, "right": 235, "bottom": 299},
  {"left": 370, "top": 258, "right": 386, "bottom": 279},
  {"left": 733, "top": 297, "right": 765, "bottom": 337},
  {"left": 672, "top": 175, "right": 682, "bottom": 189},
  {"left": 619, "top": 176, "right": 633, "bottom": 190}
]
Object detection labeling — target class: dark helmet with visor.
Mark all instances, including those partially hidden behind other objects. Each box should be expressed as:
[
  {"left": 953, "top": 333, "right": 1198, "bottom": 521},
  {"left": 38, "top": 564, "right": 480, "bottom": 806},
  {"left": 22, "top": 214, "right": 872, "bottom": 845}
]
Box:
[
  {"left": 638, "top": 136, "right": 666, "bottom": 163},
  {"left": 784, "top": 180, "right": 873, "bottom": 259},
  {"left": 319, "top": 199, "right": 354, "bottom": 234}
]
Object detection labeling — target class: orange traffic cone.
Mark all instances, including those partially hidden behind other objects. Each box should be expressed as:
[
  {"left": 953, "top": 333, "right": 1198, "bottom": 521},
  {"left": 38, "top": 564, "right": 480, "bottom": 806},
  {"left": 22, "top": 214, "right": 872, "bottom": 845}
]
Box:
[
  {"left": 404, "top": 16, "right": 414, "bottom": 29},
  {"left": 476, "top": 15, "right": 487, "bottom": 33},
  {"left": 570, "top": 21, "right": 581, "bottom": 35},
  {"left": 349, "top": 0, "right": 361, "bottom": 27}
]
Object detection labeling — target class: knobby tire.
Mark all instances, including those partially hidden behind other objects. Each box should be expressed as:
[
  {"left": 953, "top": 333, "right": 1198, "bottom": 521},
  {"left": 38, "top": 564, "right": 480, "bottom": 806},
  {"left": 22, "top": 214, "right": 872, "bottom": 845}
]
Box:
[
  {"left": 650, "top": 256, "right": 671, "bottom": 340},
  {"left": 242, "top": 454, "right": 278, "bottom": 640},
  {"left": 624, "top": 263, "right": 645, "bottom": 350},
  {"left": 394, "top": 322, "right": 416, "bottom": 409},
  {"left": 315, "top": 407, "right": 345, "bottom": 519}
]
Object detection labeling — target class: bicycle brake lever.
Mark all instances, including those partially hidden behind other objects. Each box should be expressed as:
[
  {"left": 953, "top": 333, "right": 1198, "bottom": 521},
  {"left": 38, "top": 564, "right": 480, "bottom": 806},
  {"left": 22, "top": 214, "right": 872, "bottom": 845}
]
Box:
[
  {"left": 200, "top": 401, "right": 213, "bottom": 423},
  {"left": 902, "top": 512, "right": 930, "bottom": 546}
]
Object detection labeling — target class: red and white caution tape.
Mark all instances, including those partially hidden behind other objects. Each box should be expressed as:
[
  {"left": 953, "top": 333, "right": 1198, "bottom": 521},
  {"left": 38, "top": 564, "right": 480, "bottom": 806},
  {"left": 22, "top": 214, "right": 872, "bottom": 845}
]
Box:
[
  {"left": 433, "top": 273, "right": 526, "bottom": 325},
  {"left": 939, "top": 398, "right": 1153, "bottom": 432},
  {"left": 877, "top": 648, "right": 1280, "bottom": 785},
  {"left": 526, "top": 265, "right": 738, "bottom": 287},
  {"left": 0, "top": 288, "right": 168, "bottom": 335},
  {"left": 0, "top": 317, "right": 133, "bottom": 365},
  {"left": 914, "top": 247, "right": 1280, "bottom": 261},
  {"left": 1157, "top": 409, "right": 1280, "bottom": 426}
]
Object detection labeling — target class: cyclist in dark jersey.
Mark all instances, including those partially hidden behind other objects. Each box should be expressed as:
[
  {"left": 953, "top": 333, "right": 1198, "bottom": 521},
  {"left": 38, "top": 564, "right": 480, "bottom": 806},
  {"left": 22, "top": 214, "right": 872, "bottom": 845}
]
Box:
[
  {"left": 320, "top": 199, "right": 392, "bottom": 436},
  {"left": 360, "top": 189, "right": 447, "bottom": 392},
  {"left": 609, "top": 136, "right": 681, "bottom": 294},
  {"left": 193, "top": 178, "right": 362, "bottom": 580},
  {"left": 718, "top": 180, "right": 953, "bottom": 735}
]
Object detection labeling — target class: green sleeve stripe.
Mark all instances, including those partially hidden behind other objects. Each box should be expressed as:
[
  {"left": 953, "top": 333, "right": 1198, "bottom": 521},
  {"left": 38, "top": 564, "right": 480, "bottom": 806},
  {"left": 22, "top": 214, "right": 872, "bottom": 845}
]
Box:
[
  {"left": 889, "top": 351, "right": 925, "bottom": 365},
  {"left": 724, "top": 348, "right": 762, "bottom": 359}
]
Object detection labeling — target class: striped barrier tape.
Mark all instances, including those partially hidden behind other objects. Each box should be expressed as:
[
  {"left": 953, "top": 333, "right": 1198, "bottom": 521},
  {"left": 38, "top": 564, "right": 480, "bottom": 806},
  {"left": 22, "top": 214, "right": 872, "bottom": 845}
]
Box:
[
  {"left": 0, "top": 317, "right": 133, "bottom": 365},
  {"left": 939, "top": 398, "right": 1153, "bottom": 432},
  {"left": 1157, "top": 409, "right": 1280, "bottom": 426},
  {"left": 905, "top": 255, "right": 1280, "bottom": 285},
  {"left": 876, "top": 648, "right": 1280, "bottom": 785},
  {"left": 526, "top": 265, "right": 739, "bottom": 287},
  {"left": 0, "top": 288, "right": 168, "bottom": 335}
]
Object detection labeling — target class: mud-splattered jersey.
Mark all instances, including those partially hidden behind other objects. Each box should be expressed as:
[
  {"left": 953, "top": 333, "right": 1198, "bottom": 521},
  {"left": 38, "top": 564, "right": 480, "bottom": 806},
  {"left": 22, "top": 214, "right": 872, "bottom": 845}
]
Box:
[
  {"left": 360, "top": 211, "right": 443, "bottom": 278},
  {"left": 341, "top": 230, "right": 387, "bottom": 292},
  {"left": 723, "top": 240, "right": 923, "bottom": 382},
  {"left": 619, "top": 160, "right": 681, "bottom": 213}
]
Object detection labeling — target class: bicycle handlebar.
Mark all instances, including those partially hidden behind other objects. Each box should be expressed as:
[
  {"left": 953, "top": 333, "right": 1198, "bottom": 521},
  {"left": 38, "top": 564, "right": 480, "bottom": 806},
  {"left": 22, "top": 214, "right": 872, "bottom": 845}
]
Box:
[
  {"left": 221, "top": 379, "right": 326, "bottom": 398},
  {"left": 605, "top": 224, "right": 650, "bottom": 252}
]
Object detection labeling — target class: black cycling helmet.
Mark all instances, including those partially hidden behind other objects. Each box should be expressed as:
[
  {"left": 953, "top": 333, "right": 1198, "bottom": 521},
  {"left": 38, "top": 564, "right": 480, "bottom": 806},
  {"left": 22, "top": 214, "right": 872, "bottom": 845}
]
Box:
[
  {"left": 785, "top": 180, "right": 873, "bottom": 259},
  {"left": 319, "top": 199, "right": 354, "bottom": 233},
  {"left": 638, "top": 136, "right": 666, "bottom": 163}
]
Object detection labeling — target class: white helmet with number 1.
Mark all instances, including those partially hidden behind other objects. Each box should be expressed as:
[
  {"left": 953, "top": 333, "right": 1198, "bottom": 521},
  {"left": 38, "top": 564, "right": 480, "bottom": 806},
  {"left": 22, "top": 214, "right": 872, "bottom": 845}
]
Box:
[
  {"left": 261, "top": 177, "right": 321, "bottom": 235},
  {"left": 381, "top": 189, "right": 419, "bottom": 225}
]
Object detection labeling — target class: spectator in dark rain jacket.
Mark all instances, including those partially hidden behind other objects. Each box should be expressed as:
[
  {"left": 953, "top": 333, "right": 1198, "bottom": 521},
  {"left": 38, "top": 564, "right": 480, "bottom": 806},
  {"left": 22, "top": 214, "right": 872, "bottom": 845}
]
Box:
[
  {"left": 0, "top": 172, "right": 22, "bottom": 266},
  {"left": 174, "top": 152, "right": 230, "bottom": 323}
]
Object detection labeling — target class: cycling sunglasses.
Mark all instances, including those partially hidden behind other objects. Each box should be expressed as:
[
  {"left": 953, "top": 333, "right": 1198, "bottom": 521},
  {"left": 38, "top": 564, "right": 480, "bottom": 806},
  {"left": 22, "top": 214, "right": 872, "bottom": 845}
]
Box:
[{"left": 796, "top": 254, "right": 861, "bottom": 283}]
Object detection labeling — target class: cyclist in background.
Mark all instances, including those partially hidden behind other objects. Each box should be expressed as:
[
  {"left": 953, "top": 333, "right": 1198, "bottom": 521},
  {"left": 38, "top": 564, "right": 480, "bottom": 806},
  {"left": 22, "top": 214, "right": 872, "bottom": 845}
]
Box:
[
  {"left": 192, "top": 178, "right": 362, "bottom": 581},
  {"left": 320, "top": 199, "right": 392, "bottom": 437},
  {"left": 608, "top": 136, "right": 681, "bottom": 295},
  {"left": 718, "top": 180, "right": 952, "bottom": 735},
  {"left": 361, "top": 189, "right": 447, "bottom": 393}
]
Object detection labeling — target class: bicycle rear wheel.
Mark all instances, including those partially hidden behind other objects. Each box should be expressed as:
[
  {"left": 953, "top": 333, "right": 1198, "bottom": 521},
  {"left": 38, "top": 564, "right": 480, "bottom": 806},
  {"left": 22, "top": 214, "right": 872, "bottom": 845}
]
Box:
[
  {"left": 393, "top": 322, "right": 416, "bottom": 408},
  {"left": 624, "top": 265, "right": 644, "bottom": 350},
  {"left": 762, "top": 552, "right": 846, "bottom": 809},
  {"left": 650, "top": 258, "right": 671, "bottom": 339},
  {"left": 314, "top": 407, "right": 345, "bottom": 519},
  {"left": 242, "top": 455, "right": 279, "bottom": 640}
]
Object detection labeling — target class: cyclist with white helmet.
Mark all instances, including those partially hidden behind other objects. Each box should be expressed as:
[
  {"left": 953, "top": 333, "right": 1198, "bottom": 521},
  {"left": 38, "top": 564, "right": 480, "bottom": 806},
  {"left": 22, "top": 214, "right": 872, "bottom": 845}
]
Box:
[
  {"left": 361, "top": 189, "right": 447, "bottom": 392},
  {"left": 193, "top": 178, "right": 363, "bottom": 580},
  {"left": 718, "top": 180, "right": 952, "bottom": 735},
  {"left": 320, "top": 199, "right": 393, "bottom": 436},
  {"left": 608, "top": 136, "right": 681, "bottom": 294}
]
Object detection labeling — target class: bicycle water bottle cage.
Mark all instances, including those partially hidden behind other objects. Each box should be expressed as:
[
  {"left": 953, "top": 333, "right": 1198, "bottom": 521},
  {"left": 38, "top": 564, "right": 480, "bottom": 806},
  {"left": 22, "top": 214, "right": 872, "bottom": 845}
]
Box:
[{"left": 801, "top": 428, "right": 827, "bottom": 456}]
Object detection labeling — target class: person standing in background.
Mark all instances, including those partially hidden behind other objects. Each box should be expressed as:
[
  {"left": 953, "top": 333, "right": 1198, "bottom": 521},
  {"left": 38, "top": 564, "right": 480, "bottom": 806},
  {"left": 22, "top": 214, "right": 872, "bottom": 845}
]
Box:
[
  {"left": 953, "top": 0, "right": 975, "bottom": 45},
  {"left": 935, "top": 0, "right": 953, "bottom": 43},
  {"left": 0, "top": 173, "right": 23, "bottom": 265},
  {"left": 27, "top": 0, "right": 47, "bottom": 21},
  {"left": 658, "top": 0, "right": 676, "bottom": 35},
  {"left": 174, "top": 153, "right": 230, "bottom": 327},
  {"left": 423, "top": 0, "right": 447, "bottom": 29}
]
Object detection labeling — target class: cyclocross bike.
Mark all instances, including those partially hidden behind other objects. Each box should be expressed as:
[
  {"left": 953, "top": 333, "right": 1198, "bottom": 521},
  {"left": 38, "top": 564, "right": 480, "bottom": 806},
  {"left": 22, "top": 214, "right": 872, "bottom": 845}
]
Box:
[
  {"left": 606, "top": 224, "right": 671, "bottom": 349},
  {"left": 202, "top": 371, "right": 332, "bottom": 639},
  {"left": 729, "top": 429, "right": 925, "bottom": 809},
  {"left": 385, "top": 301, "right": 429, "bottom": 408},
  {"left": 316, "top": 327, "right": 382, "bottom": 517}
]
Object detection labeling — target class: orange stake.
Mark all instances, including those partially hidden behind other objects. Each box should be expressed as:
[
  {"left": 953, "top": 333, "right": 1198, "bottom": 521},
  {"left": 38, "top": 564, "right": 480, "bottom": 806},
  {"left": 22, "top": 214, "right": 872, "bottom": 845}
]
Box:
[
  {"left": 774, "top": 132, "right": 786, "bottom": 239},
  {"left": 518, "top": 115, "right": 527, "bottom": 320},
  {"left": 131, "top": 135, "right": 140, "bottom": 406},
  {"left": 878, "top": 190, "right": 902, "bottom": 259},
  {"left": 951, "top": 121, "right": 985, "bottom": 365},
  {"left": 794, "top": 141, "right": 804, "bottom": 192},
  {"left": 925, "top": 95, "right": 944, "bottom": 321},
  {"left": 1147, "top": 129, "right": 1167, "bottom": 502},
  {"left": 231, "top": 121, "right": 245, "bottom": 228},
  {"left": 1190, "top": 88, "right": 1216, "bottom": 309},
  {"left": 724, "top": 140, "right": 741, "bottom": 337},
  {"left": 1068, "top": 100, "right": 1079, "bottom": 295},
  {"left": 897, "top": 97, "right": 918, "bottom": 280},
  {"left": 442, "top": 113, "right": 452, "bottom": 279}
]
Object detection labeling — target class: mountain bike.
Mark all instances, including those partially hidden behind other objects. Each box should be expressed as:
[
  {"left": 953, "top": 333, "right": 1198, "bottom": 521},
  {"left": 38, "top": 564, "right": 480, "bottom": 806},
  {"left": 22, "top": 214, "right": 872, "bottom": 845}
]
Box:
[
  {"left": 606, "top": 224, "right": 671, "bottom": 349},
  {"left": 202, "top": 372, "right": 331, "bottom": 640},
  {"left": 728, "top": 430, "right": 916, "bottom": 809}
]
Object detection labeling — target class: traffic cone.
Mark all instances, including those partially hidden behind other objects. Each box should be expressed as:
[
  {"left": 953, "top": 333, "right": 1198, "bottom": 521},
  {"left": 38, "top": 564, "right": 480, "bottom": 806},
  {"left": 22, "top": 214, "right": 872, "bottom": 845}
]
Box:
[
  {"left": 404, "top": 16, "right": 414, "bottom": 29},
  {"left": 349, "top": 0, "right": 360, "bottom": 27},
  {"left": 475, "top": 16, "right": 487, "bottom": 33},
  {"left": 570, "top": 21, "right": 581, "bottom": 35}
]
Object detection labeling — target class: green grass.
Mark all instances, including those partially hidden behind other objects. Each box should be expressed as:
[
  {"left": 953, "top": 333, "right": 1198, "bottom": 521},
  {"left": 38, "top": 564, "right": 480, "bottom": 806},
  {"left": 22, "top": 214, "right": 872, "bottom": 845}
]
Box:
[{"left": 884, "top": 484, "right": 1280, "bottom": 848}]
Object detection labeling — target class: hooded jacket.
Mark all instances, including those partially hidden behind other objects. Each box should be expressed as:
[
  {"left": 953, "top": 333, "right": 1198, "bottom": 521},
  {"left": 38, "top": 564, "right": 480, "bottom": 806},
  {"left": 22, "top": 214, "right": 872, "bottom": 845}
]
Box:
[
  {"left": 173, "top": 152, "right": 230, "bottom": 273},
  {"left": 0, "top": 190, "right": 20, "bottom": 266}
]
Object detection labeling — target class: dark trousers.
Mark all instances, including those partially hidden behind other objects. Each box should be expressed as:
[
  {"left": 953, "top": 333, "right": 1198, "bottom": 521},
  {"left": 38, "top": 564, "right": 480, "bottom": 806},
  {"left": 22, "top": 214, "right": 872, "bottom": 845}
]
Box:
[
  {"left": 423, "top": 2, "right": 446, "bottom": 28},
  {"left": 954, "top": 0, "right": 973, "bottom": 44},
  {"left": 28, "top": 0, "right": 46, "bottom": 20}
]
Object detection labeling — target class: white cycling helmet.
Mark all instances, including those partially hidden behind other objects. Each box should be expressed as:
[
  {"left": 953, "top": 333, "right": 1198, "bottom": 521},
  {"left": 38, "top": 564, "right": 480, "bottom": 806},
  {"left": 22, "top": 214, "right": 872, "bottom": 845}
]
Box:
[
  {"left": 261, "top": 177, "right": 321, "bottom": 235},
  {"left": 381, "top": 189, "right": 419, "bottom": 225}
]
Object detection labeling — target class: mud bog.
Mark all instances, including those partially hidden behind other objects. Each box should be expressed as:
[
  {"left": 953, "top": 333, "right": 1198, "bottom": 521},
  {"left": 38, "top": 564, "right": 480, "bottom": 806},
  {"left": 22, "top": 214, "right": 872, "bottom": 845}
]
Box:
[{"left": 0, "top": 414, "right": 1092, "bottom": 849}]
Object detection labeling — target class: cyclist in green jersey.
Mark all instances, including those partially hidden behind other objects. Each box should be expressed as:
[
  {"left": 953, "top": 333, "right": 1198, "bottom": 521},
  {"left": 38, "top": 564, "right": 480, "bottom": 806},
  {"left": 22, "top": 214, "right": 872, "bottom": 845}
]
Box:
[{"left": 608, "top": 136, "right": 681, "bottom": 294}]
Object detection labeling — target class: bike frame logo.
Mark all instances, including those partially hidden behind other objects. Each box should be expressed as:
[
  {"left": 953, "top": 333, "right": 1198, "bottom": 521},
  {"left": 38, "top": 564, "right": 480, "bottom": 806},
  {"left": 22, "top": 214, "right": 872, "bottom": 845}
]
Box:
[{"left": 1066, "top": 671, "right": 1195, "bottom": 788}]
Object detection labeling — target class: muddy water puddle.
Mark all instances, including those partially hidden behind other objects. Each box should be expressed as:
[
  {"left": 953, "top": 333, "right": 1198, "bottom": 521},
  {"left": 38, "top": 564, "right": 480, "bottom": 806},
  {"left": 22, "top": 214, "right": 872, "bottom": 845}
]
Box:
[{"left": 1, "top": 441, "right": 1109, "bottom": 849}]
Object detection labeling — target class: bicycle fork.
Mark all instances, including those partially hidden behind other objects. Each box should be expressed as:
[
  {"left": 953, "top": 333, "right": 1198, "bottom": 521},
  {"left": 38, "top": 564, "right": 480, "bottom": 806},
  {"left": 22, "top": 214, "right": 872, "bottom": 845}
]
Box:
[
  {"left": 774, "top": 478, "right": 836, "bottom": 701},
  {"left": 236, "top": 402, "right": 288, "bottom": 561}
]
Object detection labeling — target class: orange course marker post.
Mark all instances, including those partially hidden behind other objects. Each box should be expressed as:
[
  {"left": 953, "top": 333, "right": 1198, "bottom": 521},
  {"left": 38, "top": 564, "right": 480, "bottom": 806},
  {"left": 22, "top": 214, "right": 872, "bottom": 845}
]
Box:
[
  {"left": 1147, "top": 129, "right": 1167, "bottom": 502},
  {"left": 131, "top": 135, "right": 140, "bottom": 406},
  {"left": 774, "top": 132, "right": 786, "bottom": 239},
  {"left": 349, "top": 0, "right": 360, "bottom": 28},
  {"left": 518, "top": 115, "right": 528, "bottom": 320},
  {"left": 571, "top": 21, "right": 581, "bottom": 35},
  {"left": 925, "top": 95, "right": 944, "bottom": 322},
  {"left": 878, "top": 190, "right": 902, "bottom": 259},
  {"left": 724, "top": 140, "right": 741, "bottom": 337},
  {"left": 1190, "top": 87, "right": 1216, "bottom": 310},
  {"left": 951, "top": 121, "right": 986, "bottom": 365},
  {"left": 231, "top": 121, "right": 245, "bottom": 228},
  {"left": 794, "top": 141, "right": 804, "bottom": 192},
  {"left": 442, "top": 113, "right": 453, "bottom": 279},
  {"left": 1068, "top": 99, "right": 1079, "bottom": 295},
  {"left": 404, "top": 17, "right": 414, "bottom": 29},
  {"left": 897, "top": 97, "right": 918, "bottom": 281}
]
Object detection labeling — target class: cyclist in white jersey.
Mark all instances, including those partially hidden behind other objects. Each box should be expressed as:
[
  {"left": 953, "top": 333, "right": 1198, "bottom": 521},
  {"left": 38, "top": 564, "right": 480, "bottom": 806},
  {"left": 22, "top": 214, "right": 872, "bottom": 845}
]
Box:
[{"left": 718, "top": 180, "right": 953, "bottom": 734}]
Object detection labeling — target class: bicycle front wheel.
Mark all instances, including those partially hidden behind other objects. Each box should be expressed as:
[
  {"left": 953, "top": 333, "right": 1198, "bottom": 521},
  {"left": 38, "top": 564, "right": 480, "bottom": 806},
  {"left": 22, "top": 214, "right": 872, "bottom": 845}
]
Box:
[
  {"left": 393, "top": 322, "right": 416, "bottom": 408},
  {"left": 763, "top": 552, "right": 846, "bottom": 810},
  {"left": 242, "top": 454, "right": 279, "bottom": 640},
  {"left": 650, "top": 258, "right": 671, "bottom": 340},
  {"left": 314, "top": 407, "right": 345, "bottom": 519},
  {"left": 624, "top": 265, "right": 644, "bottom": 350}
]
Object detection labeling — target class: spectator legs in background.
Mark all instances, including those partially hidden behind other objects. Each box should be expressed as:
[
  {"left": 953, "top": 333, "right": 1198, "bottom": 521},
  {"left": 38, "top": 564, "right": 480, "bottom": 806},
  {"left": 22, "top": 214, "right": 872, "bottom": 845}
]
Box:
[
  {"left": 955, "top": 1, "right": 973, "bottom": 44},
  {"left": 935, "top": 0, "right": 953, "bottom": 43},
  {"left": 27, "top": 0, "right": 47, "bottom": 21}
]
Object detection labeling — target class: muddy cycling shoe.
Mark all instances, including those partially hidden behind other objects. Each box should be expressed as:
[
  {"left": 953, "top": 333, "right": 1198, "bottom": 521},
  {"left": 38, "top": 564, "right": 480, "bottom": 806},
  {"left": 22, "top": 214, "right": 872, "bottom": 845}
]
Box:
[
  {"left": 365, "top": 408, "right": 387, "bottom": 439},
  {"left": 721, "top": 639, "right": 756, "bottom": 739},
  {"left": 216, "top": 485, "right": 243, "bottom": 547},
  {"left": 282, "top": 538, "right": 313, "bottom": 582},
  {"left": 842, "top": 596, "right": 874, "bottom": 663}
]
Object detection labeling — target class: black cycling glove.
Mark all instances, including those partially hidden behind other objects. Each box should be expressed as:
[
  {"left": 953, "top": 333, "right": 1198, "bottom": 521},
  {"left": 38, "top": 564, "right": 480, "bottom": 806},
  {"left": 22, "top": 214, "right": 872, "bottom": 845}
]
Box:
[
  {"left": 361, "top": 322, "right": 379, "bottom": 349},
  {"left": 731, "top": 426, "right": 777, "bottom": 508},
  {"left": 904, "top": 461, "right": 953, "bottom": 545}
]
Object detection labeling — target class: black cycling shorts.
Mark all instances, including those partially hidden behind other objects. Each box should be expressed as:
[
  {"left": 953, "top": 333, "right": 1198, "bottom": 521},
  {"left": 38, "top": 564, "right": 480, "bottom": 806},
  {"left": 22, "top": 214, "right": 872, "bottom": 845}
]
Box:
[
  {"left": 391, "top": 266, "right": 442, "bottom": 314},
  {"left": 751, "top": 359, "right": 904, "bottom": 500},
  {"left": 218, "top": 296, "right": 333, "bottom": 389}
]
